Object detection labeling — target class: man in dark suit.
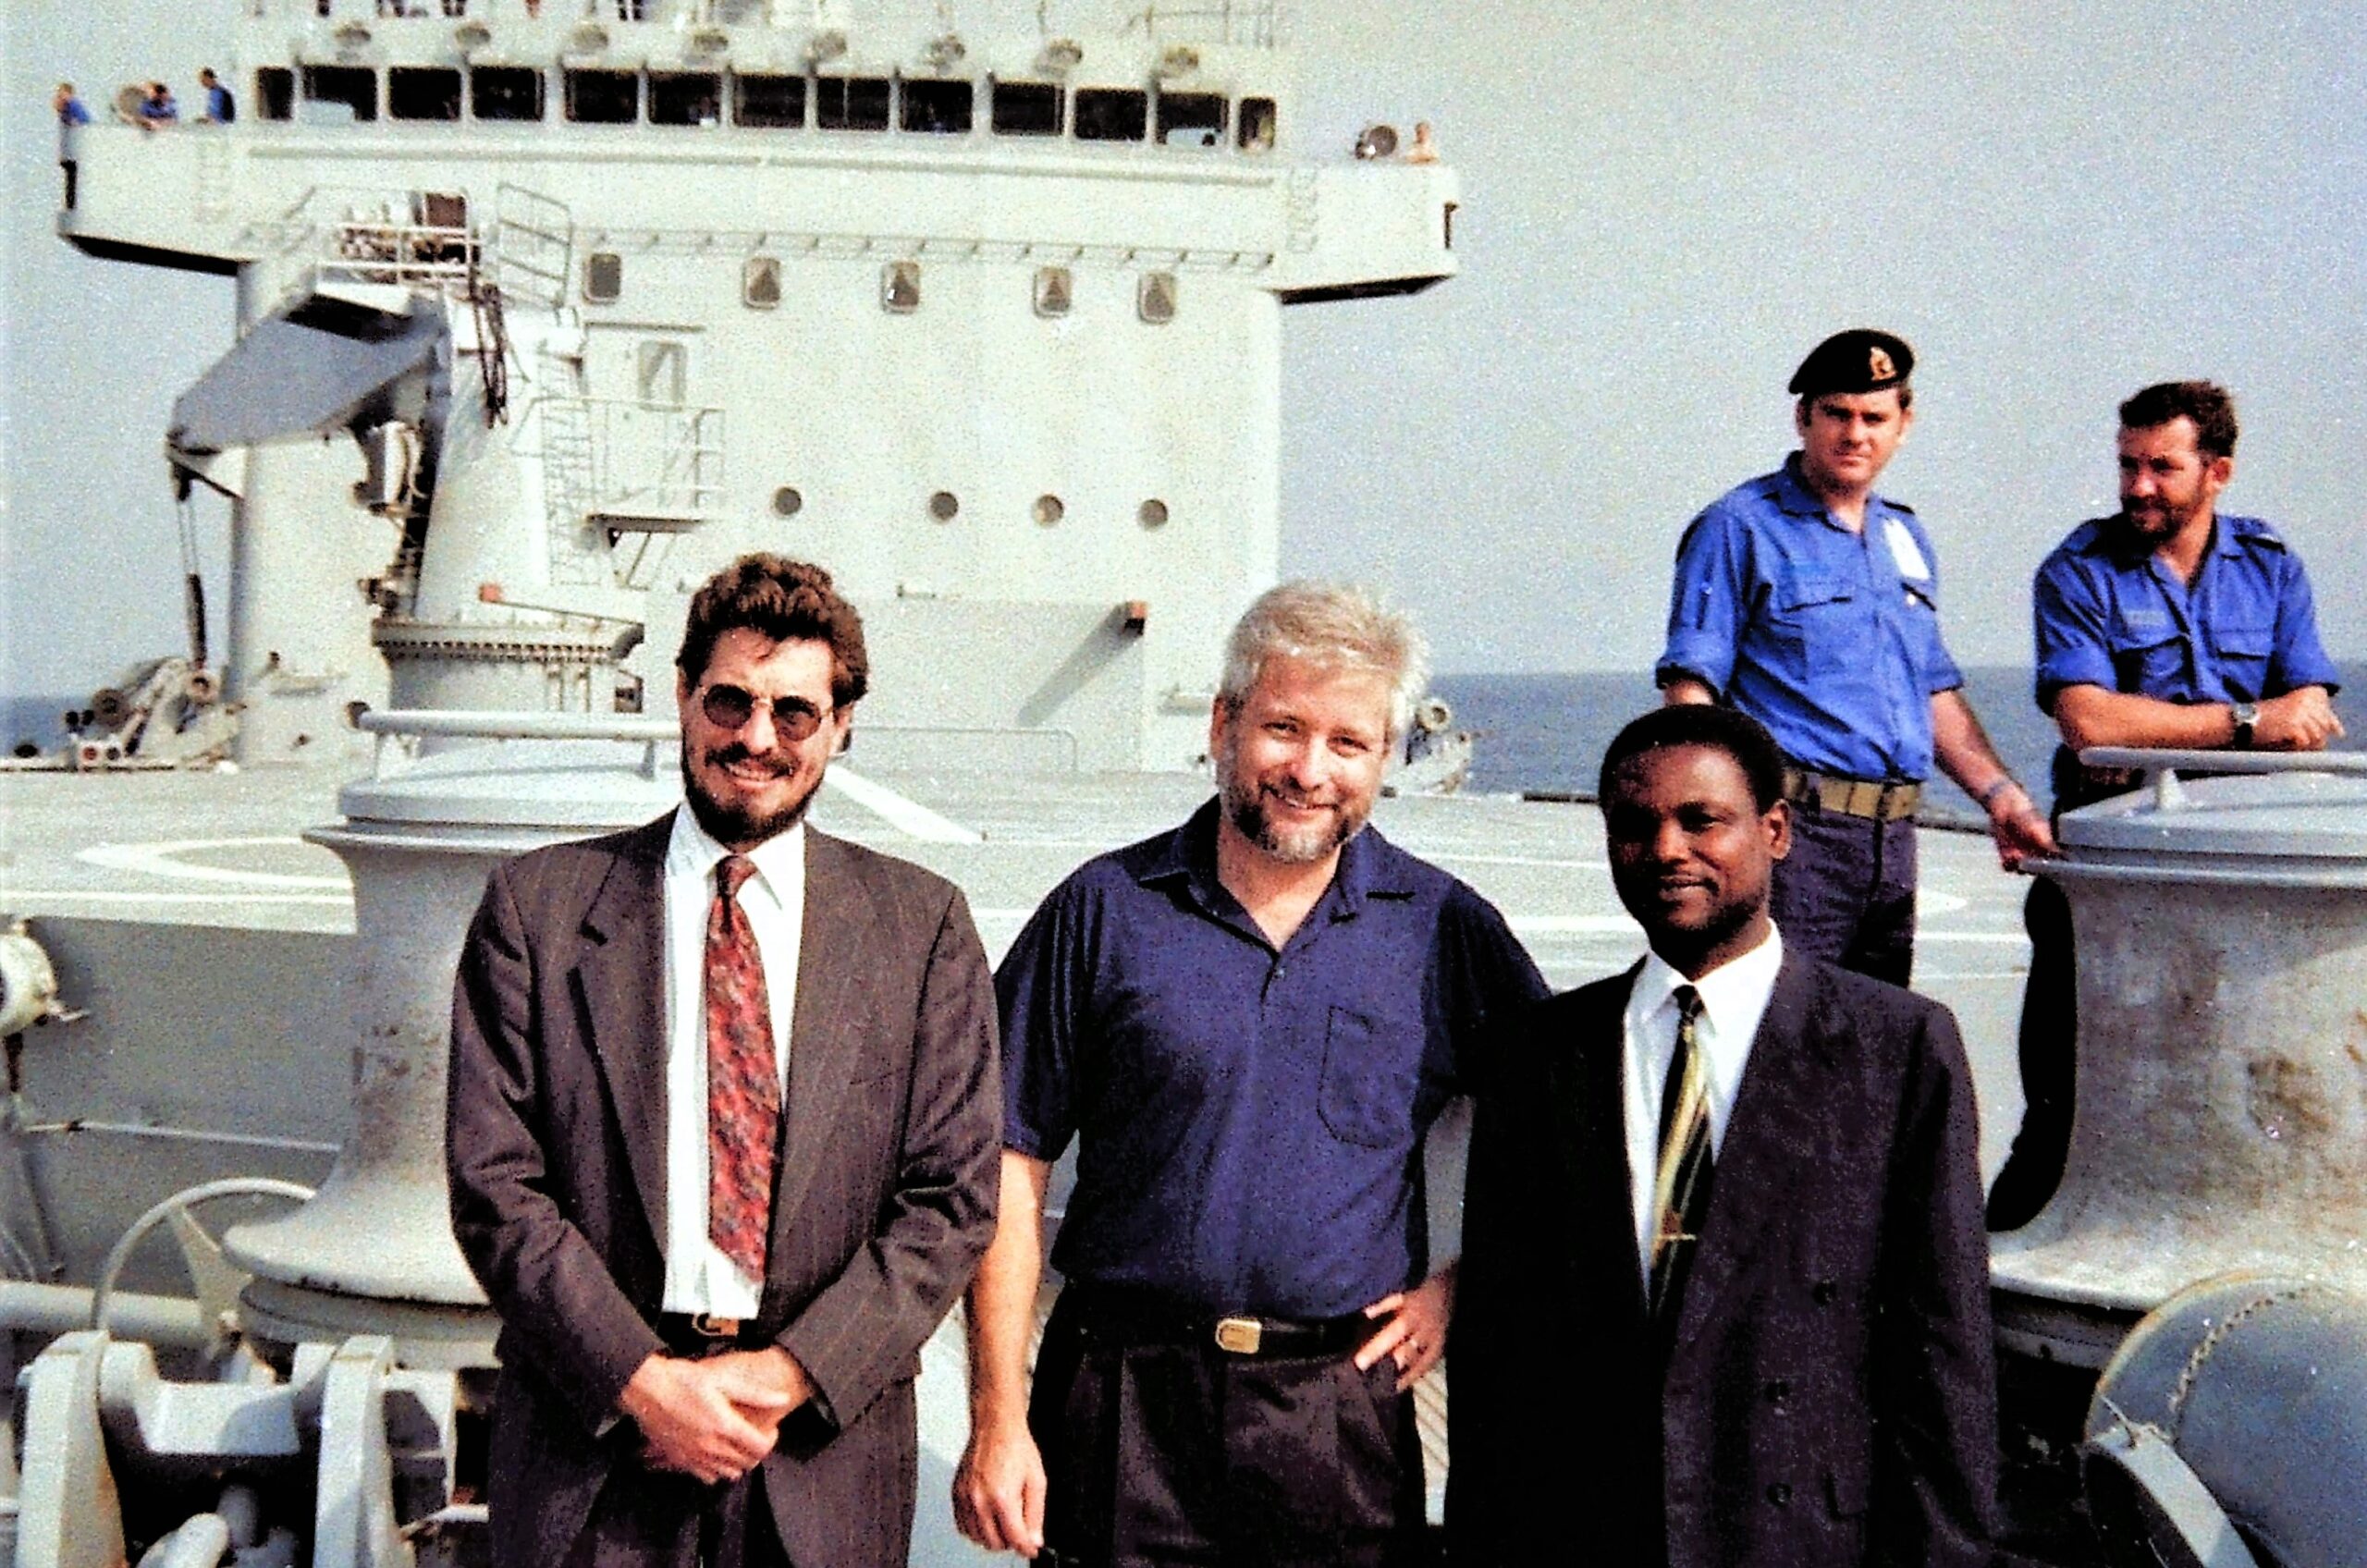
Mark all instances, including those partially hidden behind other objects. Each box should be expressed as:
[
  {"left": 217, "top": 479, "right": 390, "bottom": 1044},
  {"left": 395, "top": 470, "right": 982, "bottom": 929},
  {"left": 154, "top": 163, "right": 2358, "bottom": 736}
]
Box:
[
  {"left": 1448, "top": 704, "right": 1996, "bottom": 1568},
  {"left": 448, "top": 554, "right": 1001, "bottom": 1566}
]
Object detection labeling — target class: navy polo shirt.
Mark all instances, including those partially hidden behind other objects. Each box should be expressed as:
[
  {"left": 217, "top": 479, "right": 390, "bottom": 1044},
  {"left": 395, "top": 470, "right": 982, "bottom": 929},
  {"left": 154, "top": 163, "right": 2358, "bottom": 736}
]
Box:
[
  {"left": 998, "top": 800, "right": 1545, "bottom": 1318},
  {"left": 2032, "top": 512, "right": 2341, "bottom": 710},
  {"left": 1658, "top": 455, "right": 1964, "bottom": 782}
]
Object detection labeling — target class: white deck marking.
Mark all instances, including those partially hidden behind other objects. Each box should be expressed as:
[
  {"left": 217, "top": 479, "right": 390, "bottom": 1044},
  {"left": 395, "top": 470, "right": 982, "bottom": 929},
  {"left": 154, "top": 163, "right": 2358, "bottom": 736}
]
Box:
[
  {"left": 822, "top": 767, "right": 983, "bottom": 843},
  {"left": 76, "top": 837, "right": 346, "bottom": 888}
]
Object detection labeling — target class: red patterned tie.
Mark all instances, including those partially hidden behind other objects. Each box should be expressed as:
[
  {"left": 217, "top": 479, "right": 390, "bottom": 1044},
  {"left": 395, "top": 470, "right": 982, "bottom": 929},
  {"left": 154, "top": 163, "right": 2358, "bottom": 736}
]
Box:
[{"left": 706, "top": 854, "right": 780, "bottom": 1279}]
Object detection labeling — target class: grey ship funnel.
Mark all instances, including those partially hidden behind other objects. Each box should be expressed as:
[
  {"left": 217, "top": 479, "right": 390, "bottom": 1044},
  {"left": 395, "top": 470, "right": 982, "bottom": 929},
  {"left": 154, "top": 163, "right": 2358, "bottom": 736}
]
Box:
[{"left": 167, "top": 293, "right": 440, "bottom": 456}]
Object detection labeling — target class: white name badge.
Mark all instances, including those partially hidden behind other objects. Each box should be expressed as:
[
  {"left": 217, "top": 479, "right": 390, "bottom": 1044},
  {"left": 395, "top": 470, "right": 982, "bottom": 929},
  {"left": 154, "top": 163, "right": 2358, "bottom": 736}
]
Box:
[{"left": 1884, "top": 517, "right": 1932, "bottom": 582}]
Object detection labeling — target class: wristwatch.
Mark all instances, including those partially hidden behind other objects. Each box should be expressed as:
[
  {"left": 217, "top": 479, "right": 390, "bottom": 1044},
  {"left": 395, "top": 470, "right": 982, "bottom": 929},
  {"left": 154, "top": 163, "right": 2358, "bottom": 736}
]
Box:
[{"left": 2230, "top": 701, "right": 2260, "bottom": 749}]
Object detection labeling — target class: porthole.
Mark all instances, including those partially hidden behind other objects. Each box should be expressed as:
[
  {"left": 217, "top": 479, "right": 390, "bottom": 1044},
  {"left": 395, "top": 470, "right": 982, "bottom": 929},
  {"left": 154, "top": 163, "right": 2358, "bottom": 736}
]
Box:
[
  {"left": 928, "top": 490, "right": 960, "bottom": 521},
  {"left": 771, "top": 485, "right": 803, "bottom": 518},
  {"left": 882, "top": 260, "right": 921, "bottom": 313},
  {"left": 1033, "top": 495, "right": 1065, "bottom": 527},
  {"left": 1138, "top": 498, "right": 1170, "bottom": 529}
]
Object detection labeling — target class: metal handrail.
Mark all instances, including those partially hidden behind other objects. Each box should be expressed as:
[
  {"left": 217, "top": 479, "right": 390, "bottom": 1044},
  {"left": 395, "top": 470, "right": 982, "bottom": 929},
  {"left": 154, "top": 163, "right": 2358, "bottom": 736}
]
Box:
[
  {"left": 2079, "top": 748, "right": 2367, "bottom": 777},
  {"left": 356, "top": 709, "right": 675, "bottom": 740},
  {"left": 357, "top": 707, "right": 676, "bottom": 778}
]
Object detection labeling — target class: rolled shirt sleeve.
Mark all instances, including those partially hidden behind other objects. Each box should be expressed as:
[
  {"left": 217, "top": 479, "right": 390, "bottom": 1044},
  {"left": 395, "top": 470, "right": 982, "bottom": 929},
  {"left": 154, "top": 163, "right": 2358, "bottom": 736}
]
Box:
[
  {"left": 2031, "top": 545, "right": 2120, "bottom": 710},
  {"left": 1657, "top": 508, "right": 1746, "bottom": 696},
  {"left": 2269, "top": 549, "right": 2343, "bottom": 694}
]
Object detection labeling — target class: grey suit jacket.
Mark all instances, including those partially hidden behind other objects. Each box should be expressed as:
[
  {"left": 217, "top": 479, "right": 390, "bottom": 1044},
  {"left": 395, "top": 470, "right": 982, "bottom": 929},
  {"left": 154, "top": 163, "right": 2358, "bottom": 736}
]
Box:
[
  {"left": 1448, "top": 950, "right": 1999, "bottom": 1568},
  {"left": 448, "top": 815, "right": 1000, "bottom": 1567}
]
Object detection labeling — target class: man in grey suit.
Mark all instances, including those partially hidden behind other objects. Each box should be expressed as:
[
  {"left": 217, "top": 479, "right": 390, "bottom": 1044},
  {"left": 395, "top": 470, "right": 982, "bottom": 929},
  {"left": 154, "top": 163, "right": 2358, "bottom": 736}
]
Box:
[
  {"left": 448, "top": 554, "right": 1001, "bottom": 1566},
  {"left": 1448, "top": 704, "right": 1997, "bottom": 1568}
]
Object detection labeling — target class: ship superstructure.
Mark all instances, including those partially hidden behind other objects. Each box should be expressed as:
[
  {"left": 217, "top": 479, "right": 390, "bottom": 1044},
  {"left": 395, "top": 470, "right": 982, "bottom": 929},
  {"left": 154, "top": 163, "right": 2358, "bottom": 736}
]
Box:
[{"left": 57, "top": 0, "right": 1458, "bottom": 770}]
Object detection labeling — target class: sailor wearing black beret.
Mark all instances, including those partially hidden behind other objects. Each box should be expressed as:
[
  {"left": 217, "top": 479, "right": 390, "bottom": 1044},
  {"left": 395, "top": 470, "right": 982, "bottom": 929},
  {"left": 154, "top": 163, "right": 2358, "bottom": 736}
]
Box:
[
  {"left": 1653, "top": 330, "right": 2054, "bottom": 985},
  {"left": 1787, "top": 327, "right": 1914, "bottom": 398}
]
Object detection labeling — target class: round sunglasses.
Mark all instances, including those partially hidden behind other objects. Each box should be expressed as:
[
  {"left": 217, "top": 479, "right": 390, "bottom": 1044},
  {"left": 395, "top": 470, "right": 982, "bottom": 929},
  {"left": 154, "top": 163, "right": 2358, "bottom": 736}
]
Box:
[{"left": 695, "top": 682, "right": 832, "bottom": 742}]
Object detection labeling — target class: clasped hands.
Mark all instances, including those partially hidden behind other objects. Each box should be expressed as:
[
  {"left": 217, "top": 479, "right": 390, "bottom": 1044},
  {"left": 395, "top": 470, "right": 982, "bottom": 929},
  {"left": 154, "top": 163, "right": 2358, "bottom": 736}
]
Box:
[{"left": 619, "top": 1345, "right": 812, "bottom": 1485}]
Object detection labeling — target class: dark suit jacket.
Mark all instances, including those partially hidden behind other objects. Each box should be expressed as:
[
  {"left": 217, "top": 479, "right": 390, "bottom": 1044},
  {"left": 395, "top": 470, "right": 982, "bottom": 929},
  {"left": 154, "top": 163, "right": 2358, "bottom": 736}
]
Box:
[
  {"left": 448, "top": 815, "right": 1001, "bottom": 1567},
  {"left": 1447, "top": 951, "right": 1998, "bottom": 1568}
]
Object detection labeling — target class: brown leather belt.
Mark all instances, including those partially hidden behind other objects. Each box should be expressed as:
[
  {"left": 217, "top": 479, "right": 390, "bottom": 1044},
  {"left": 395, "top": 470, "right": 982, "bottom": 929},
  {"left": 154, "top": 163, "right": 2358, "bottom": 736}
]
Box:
[{"left": 1782, "top": 767, "right": 1921, "bottom": 822}]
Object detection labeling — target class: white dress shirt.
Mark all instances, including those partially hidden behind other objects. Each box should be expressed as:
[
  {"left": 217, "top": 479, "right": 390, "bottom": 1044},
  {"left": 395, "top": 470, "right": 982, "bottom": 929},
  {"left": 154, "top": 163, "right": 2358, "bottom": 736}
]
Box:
[
  {"left": 659, "top": 804, "right": 805, "bottom": 1316},
  {"left": 1620, "top": 924, "right": 1784, "bottom": 1280}
]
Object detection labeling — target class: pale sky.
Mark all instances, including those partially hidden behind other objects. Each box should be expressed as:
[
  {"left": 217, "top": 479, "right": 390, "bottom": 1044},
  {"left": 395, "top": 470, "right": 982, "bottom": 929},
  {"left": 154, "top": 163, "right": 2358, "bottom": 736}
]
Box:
[{"left": 7, "top": 1, "right": 2366, "bottom": 697}]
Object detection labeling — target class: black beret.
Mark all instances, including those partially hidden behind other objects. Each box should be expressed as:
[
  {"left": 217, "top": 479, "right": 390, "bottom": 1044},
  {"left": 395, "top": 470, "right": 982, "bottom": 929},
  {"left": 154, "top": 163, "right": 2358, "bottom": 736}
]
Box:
[{"left": 1789, "top": 329, "right": 1914, "bottom": 398}]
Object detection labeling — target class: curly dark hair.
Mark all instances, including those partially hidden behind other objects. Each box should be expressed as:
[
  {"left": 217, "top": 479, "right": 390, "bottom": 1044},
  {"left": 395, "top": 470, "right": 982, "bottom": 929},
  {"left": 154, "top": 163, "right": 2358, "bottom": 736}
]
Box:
[
  {"left": 1597, "top": 704, "right": 1787, "bottom": 813},
  {"left": 2119, "top": 381, "right": 2238, "bottom": 461},
  {"left": 675, "top": 554, "right": 869, "bottom": 707}
]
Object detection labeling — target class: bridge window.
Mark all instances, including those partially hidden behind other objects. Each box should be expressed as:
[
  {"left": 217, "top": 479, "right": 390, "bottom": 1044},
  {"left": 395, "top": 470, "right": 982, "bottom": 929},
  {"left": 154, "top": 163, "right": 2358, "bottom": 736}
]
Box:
[
  {"left": 734, "top": 73, "right": 804, "bottom": 128},
  {"left": 742, "top": 256, "right": 781, "bottom": 308},
  {"left": 651, "top": 72, "right": 721, "bottom": 126},
  {"left": 566, "top": 69, "right": 639, "bottom": 124},
  {"left": 390, "top": 67, "right": 462, "bottom": 122},
  {"left": 816, "top": 77, "right": 891, "bottom": 130},
  {"left": 1238, "top": 96, "right": 1277, "bottom": 151},
  {"left": 303, "top": 66, "right": 378, "bottom": 123},
  {"left": 257, "top": 67, "right": 294, "bottom": 121},
  {"left": 1157, "top": 92, "right": 1225, "bottom": 148},
  {"left": 584, "top": 251, "right": 622, "bottom": 304},
  {"left": 902, "top": 79, "right": 972, "bottom": 134},
  {"left": 1074, "top": 89, "right": 1147, "bottom": 142},
  {"left": 992, "top": 80, "right": 1062, "bottom": 136},
  {"left": 472, "top": 67, "right": 545, "bottom": 121}
]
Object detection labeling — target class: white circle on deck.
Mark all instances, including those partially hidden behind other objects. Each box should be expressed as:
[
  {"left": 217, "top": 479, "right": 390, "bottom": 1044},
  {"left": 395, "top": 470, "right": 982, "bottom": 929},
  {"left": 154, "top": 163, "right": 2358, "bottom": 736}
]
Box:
[{"left": 77, "top": 837, "right": 348, "bottom": 890}]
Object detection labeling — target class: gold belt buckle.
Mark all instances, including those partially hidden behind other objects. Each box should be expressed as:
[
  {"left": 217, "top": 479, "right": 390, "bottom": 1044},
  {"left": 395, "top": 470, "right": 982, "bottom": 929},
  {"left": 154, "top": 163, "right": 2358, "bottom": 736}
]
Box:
[
  {"left": 1213, "top": 1316, "right": 1263, "bottom": 1354},
  {"left": 691, "top": 1313, "right": 741, "bottom": 1339}
]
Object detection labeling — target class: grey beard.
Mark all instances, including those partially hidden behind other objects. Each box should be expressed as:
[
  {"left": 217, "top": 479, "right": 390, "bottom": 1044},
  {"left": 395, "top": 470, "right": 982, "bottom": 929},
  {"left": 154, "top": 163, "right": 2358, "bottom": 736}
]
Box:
[{"left": 1214, "top": 751, "right": 1365, "bottom": 865}]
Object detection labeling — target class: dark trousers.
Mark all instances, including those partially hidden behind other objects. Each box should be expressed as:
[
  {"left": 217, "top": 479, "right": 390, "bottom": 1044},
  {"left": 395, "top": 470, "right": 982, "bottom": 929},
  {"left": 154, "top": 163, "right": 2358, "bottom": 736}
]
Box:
[
  {"left": 1031, "top": 1292, "right": 1427, "bottom": 1568},
  {"left": 562, "top": 1327, "right": 792, "bottom": 1568},
  {"left": 561, "top": 1467, "right": 788, "bottom": 1568},
  {"left": 1769, "top": 806, "right": 1919, "bottom": 987},
  {"left": 1986, "top": 876, "right": 2077, "bottom": 1231}
]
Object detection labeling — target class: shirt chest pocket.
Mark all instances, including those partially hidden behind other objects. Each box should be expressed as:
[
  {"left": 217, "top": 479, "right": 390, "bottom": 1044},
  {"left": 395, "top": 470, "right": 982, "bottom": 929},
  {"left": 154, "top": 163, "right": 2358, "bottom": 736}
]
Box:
[
  {"left": 1770, "top": 572, "right": 1870, "bottom": 680},
  {"left": 1318, "top": 1006, "right": 1421, "bottom": 1149},
  {"left": 2207, "top": 620, "right": 2273, "bottom": 694},
  {"left": 2107, "top": 619, "right": 2188, "bottom": 695}
]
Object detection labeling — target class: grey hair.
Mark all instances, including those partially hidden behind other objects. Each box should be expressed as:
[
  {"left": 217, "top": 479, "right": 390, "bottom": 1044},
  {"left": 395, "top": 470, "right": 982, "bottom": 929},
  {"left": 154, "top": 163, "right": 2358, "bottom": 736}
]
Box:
[{"left": 1218, "top": 580, "right": 1429, "bottom": 741}]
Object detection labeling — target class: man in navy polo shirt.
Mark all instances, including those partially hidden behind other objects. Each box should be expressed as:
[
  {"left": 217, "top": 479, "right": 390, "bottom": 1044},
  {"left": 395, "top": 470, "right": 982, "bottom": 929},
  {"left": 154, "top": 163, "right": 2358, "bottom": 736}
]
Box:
[
  {"left": 1658, "top": 328, "right": 2055, "bottom": 986},
  {"left": 1986, "top": 381, "right": 2342, "bottom": 1228},
  {"left": 952, "top": 582, "right": 1544, "bottom": 1566}
]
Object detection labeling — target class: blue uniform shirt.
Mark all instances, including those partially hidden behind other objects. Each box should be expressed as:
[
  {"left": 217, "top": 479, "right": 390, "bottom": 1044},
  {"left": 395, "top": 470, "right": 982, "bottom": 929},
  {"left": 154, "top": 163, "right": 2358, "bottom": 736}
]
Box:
[
  {"left": 998, "top": 800, "right": 1545, "bottom": 1318},
  {"left": 58, "top": 97, "right": 92, "bottom": 127},
  {"left": 1658, "top": 456, "right": 1964, "bottom": 782},
  {"left": 2032, "top": 512, "right": 2340, "bottom": 712}
]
